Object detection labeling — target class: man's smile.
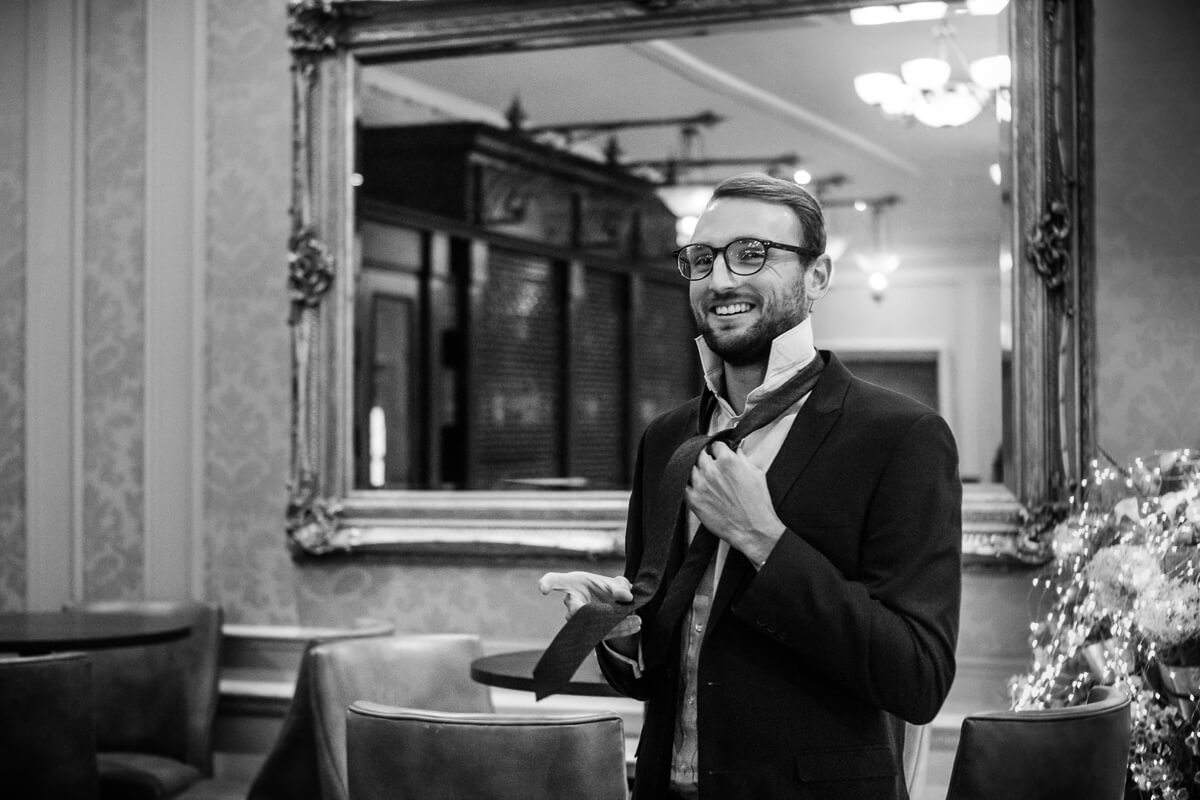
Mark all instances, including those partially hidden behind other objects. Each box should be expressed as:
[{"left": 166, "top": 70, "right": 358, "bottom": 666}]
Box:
[{"left": 713, "top": 301, "right": 754, "bottom": 317}]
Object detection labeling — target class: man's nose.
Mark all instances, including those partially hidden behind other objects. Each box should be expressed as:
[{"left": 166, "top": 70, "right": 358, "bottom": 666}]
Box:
[{"left": 707, "top": 251, "right": 739, "bottom": 289}]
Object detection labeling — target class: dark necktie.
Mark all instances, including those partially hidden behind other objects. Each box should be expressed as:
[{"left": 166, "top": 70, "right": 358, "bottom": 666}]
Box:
[{"left": 531, "top": 353, "right": 825, "bottom": 699}]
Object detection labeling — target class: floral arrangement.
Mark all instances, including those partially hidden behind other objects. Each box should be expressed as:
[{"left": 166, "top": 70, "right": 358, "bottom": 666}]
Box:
[{"left": 1011, "top": 449, "right": 1200, "bottom": 800}]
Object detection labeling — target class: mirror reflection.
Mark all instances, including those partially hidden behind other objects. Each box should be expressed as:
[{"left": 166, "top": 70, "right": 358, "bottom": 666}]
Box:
[{"left": 352, "top": 5, "right": 1010, "bottom": 492}]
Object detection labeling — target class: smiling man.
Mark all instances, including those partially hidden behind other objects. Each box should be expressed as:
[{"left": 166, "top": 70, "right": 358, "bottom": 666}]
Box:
[{"left": 539, "top": 173, "right": 963, "bottom": 800}]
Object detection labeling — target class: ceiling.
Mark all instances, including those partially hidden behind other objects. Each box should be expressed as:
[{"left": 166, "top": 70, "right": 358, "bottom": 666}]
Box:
[{"left": 361, "top": 5, "right": 1010, "bottom": 273}]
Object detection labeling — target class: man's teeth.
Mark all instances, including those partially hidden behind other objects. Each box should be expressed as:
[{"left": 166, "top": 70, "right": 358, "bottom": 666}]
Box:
[{"left": 714, "top": 302, "right": 752, "bottom": 316}]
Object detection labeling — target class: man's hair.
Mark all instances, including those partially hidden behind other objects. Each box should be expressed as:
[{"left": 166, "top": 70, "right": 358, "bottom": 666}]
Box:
[{"left": 709, "top": 172, "right": 826, "bottom": 257}]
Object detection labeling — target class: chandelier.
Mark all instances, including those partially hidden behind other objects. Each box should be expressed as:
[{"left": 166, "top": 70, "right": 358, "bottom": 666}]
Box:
[{"left": 853, "top": 21, "right": 1010, "bottom": 128}]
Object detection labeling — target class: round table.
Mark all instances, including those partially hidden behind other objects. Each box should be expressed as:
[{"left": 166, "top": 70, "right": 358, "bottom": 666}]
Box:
[
  {"left": 0, "top": 611, "right": 192, "bottom": 655},
  {"left": 471, "top": 648, "right": 621, "bottom": 697}
]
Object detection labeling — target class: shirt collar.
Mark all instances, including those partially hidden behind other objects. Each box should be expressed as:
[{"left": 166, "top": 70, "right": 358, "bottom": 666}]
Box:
[{"left": 695, "top": 318, "right": 818, "bottom": 415}]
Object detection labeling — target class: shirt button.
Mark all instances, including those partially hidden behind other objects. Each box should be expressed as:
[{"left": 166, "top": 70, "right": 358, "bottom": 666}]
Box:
[
  {"left": 694, "top": 623, "right": 703, "bottom": 633},
  {"left": 687, "top": 694, "right": 696, "bottom": 705}
]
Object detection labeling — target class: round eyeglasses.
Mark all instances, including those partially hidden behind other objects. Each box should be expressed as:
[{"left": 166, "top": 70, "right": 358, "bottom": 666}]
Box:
[{"left": 673, "top": 238, "right": 822, "bottom": 280}]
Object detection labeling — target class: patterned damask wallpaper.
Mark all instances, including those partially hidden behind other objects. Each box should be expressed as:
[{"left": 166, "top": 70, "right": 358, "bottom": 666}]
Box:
[
  {"left": 0, "top": 2, "right": 28, "bottom": 610},
  {"left": 1093, "top": 0, "right": 1200, "bottom": 464},
  {"left": 82, "top": 0, "right": 147, "bottom": 600},
  {"left": 203, "top": 0, "right": 296, "bottom": 622}
]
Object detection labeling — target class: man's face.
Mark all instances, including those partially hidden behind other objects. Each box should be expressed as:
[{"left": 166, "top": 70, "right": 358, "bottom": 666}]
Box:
[{"left": 688, "top": 197, "right": 830, "bottom": 366}]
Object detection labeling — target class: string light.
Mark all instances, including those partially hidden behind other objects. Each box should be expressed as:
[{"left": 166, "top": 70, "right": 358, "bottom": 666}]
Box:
[{"left": 1011, "top": 450, "right": 1200, "bottom": 798}]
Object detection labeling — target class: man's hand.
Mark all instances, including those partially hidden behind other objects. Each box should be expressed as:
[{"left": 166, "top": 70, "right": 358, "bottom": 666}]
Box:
[
  {"left": 537, "top": 571, "right": 642, "bottom": 639},
  {"left": 686, "top": 440, "right": 786, "bottom": 569}
]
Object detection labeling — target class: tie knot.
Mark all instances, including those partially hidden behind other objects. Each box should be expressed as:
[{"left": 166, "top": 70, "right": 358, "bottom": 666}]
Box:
[
  {"left": 711, "top": 427, "right": 741, "bottom": 450},
  {"left": 717, "top": 354, "right": 825, "bottom": 445}
]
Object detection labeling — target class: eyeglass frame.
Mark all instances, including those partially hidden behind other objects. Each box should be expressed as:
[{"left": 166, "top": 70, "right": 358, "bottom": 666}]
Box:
[{"left": 672, "top": 238, "right": 823, "bottom": 281}]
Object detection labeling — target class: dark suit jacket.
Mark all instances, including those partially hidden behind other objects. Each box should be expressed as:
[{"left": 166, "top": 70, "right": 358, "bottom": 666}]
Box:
[{"left": 598, "top": 351, "right": 962, "bottom": 800}]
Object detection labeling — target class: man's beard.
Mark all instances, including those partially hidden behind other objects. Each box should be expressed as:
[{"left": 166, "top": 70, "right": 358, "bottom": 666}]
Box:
[
  {"left": 696, "top": 286, "right": 809, "bottom": 367},
  {"left": 698, "top": 317, "right": 779, "bottom": 366}
]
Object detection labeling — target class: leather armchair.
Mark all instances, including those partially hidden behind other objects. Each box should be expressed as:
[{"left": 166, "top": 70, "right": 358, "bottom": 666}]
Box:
[
  {"left": 0, "top": 652, "right": 100, "bottom": 799},
  {"left": 346, "top": 703, "right": 628, "bottom": 800},
  {"left": 65, "top": 600, "right": 223, "bottom": 799},
  {"left": 176, "top": 617, "right": 396, "bottom": 800},
  {"left": 944, "top": 684, "right": 1132, "bottom": 800},
  {"left": 248, "top": 633, "right": 492, "bottom": 800}
]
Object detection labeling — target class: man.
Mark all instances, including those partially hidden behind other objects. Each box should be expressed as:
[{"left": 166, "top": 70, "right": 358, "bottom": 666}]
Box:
[{"left": 540, "top": 173, "right": 961, "bottom": 799}]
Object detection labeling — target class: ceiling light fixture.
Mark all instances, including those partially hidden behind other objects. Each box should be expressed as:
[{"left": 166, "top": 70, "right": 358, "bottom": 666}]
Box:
[
  {"left": 825, "top": 195, "right": 902, "bottom": 302},
  {"left": 630, "top": 123, "right": 813, "bottom": 245},
  {"left": 853, "top": 21, "right": 1011, "bottom": 128},
  {"left": 850, "top": 0, "right": 1009, "bottom": 26}
]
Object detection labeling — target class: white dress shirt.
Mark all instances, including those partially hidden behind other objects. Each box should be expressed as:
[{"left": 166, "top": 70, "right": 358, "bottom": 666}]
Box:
[{"left": 670, "top": 318, "right": 820, "bottom": 792}]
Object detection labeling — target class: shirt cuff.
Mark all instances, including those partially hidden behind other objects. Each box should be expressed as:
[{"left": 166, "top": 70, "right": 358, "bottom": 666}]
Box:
[{"left": 601, "top": 638, "right": 644, "bottom": 679}]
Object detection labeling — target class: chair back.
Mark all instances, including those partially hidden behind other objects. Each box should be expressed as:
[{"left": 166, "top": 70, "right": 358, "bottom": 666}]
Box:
[
  {"left": 248, "top": 632, "right": 492, "bottom": 800},
  {"left": 346, "top": 703, "right": 628, "bottom": 800},
  {"left": 945, "top": 684, "right": 1131, "bottom": 800},
  {"left": 311, "top": 633, "right": 495, "bottom": 800},
  {"left": 0, "top": 652, "right": 99, "bottom": 799},
  {"left": 66, "top": 600, "right": 223, "bottom": 774}
]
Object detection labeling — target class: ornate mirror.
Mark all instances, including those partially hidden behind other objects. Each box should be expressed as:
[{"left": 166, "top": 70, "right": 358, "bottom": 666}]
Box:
[{"left": 285, "top": 0, "right": 1092, "bottom": 563}]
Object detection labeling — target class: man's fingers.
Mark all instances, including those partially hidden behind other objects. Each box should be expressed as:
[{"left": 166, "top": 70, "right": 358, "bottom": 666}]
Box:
[
  {"left": 604, "top": 614, "right": 642, "bottom": 640},
  {"left": 610, "top": 576, "right": 633, "bottom": 602},
  {"left": 707, "top": 440, "right": 732, "bottom": 458},
  {"left": 563, "top": 592, "right": 586, "bottom": 620}
]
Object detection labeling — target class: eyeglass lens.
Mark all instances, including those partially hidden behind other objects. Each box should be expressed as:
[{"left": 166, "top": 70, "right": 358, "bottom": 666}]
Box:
[{"left": 677, "top": 239, "right": 767, "bottom": 278}]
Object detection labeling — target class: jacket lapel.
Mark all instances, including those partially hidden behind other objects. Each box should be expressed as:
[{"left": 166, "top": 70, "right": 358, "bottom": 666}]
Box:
[{"left": 708, "top": 351, "right": 852, "bottom": 623}]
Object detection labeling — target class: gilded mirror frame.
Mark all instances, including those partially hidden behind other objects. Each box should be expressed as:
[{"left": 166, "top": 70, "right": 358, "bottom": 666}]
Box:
[{"left": 284, "top": 0, "right": 1094, "bottom": 563}]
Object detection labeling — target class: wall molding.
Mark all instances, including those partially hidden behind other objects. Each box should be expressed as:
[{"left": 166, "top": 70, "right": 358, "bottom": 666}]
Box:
[{"left": 144, "top": 0, "right": 205, "bottom": 600}]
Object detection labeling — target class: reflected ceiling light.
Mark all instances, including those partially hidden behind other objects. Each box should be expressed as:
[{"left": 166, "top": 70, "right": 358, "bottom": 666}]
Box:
[
  {"left": 854, "top": 22, "right": 1010, "bottom": 128},
  {"left": 965, "top": 0, "right": 1010, "bottom": 15},
  {"left": 656, "top": 184, "right": 714, "bottom": 219},
  {"left": 647, "top": 124, "right": 820, "bottom": 245},
  {"left": 850, "top": 2, "right": 947, "bottom": 25},
  {"left": 910, "top": 84, "right": 986, "bottom": 128},
  {"left": 900, "top": 2, "right": 950, "bottom": 20},
  {"left": 851, "top": 0, "right": 1008, "bottom": 24},
  {"left": 900, "top": 57, "right": 952, "bottom": 91},
  {"left": 656, "top": 184, "right": 715, "bottom": 246},
  {"left": 994, "top": 88, "right": 1012, "bottom": 122},
  {"left": 825, "top": 235, "right": 849, "bottom": 262},
  {"left": 867, "top": 271, "right": 891, "bottom": 302},
  {"left": 850, "top": 5, "right": 905, "bottom": 25},
  {"left": 851, "top": 197, "right": 902, "bottom": 303},
  {"left": 793, "top": 168, "right": 813, "bottom": 185},
  {"left": 676, "top": 215, "right": 700, "bottom": 244},
  {"left": 968, "top": 54, "right": 1011, "bottom": 90}
]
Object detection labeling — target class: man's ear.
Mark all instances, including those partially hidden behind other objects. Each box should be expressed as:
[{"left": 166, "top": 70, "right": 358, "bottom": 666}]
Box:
[{"left": 805, "top": 254, "right": 834, "bottom": 300}]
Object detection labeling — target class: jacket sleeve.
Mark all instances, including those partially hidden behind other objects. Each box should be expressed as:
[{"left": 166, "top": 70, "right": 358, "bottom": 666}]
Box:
[
  {"left": 596, "top": 431, "right": 653, "bottom": 700},
  {"left": 731, "top": 412, "right": 962, "bottom": 724}
]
